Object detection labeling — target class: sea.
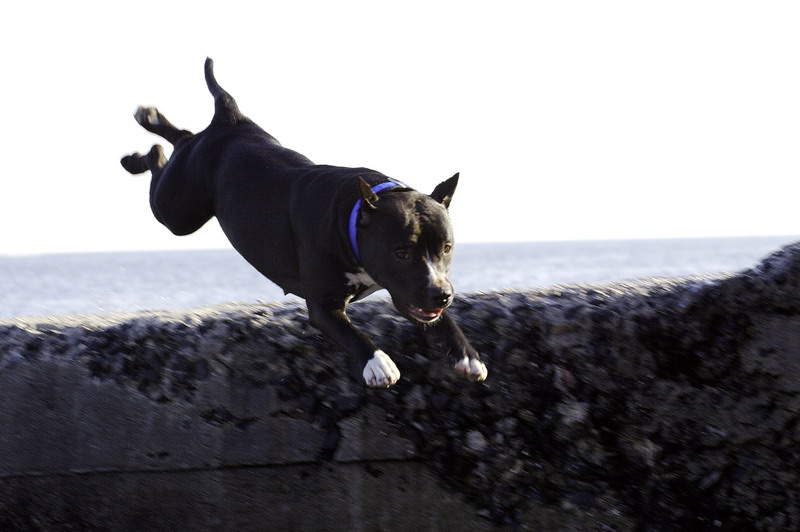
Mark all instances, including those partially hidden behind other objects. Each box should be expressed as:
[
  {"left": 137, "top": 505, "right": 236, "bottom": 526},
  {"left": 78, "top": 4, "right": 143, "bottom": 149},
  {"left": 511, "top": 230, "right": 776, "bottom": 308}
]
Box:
[{"left": 1, "top": 236, "right": 796, "bottom": 319}]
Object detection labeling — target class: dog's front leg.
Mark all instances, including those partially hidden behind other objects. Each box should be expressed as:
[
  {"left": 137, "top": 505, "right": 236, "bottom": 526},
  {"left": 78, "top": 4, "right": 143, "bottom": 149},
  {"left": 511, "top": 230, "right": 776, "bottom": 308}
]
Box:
[
  {"left": 307, "top": 300, "right": 401, "bottom": 388},
  {"left": 420, "top": 313, "right": 488, "bottom": 382}
]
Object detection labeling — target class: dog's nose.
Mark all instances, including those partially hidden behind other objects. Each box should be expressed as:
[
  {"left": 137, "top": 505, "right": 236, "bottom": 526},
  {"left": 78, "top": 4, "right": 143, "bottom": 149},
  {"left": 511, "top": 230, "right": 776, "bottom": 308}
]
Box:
[{"left": 428, "top": 286, "right": 453, "bottom": 308}]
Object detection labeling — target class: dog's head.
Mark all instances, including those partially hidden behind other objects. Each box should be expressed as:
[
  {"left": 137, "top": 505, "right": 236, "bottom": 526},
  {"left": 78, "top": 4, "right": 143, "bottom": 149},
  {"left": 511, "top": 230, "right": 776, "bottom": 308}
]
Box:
[{"left": 356, "top": 174, "right": 460, "bottom": 324}]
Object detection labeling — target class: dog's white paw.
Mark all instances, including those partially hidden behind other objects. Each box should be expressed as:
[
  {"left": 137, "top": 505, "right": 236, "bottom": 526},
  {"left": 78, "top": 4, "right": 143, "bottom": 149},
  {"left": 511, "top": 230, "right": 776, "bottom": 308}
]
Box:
[
  {"left": 363, "top": 350, "right": 400, "bottom": 388},
  {"left": 454, "top": 356, "right": 488, "bottom": 382}
]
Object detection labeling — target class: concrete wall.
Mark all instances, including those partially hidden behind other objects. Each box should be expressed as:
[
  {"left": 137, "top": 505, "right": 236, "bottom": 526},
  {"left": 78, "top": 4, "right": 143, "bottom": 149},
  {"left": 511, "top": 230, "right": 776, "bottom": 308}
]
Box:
[{"left": 1, "top": 243, "right": 799, "bottom": 531}]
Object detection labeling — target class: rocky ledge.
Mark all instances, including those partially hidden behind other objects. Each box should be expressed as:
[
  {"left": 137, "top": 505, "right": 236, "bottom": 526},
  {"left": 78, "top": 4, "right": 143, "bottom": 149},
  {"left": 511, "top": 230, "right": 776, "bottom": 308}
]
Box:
[{"left": 1, "top": 243, "right": 799, "bottom": 531}]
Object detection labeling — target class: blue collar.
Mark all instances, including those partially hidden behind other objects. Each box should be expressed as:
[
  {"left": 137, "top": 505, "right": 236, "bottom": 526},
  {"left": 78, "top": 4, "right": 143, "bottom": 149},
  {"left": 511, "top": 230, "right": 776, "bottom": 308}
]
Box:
[{"left": 348, "top": 178, "right": 407, "bottom": 264}]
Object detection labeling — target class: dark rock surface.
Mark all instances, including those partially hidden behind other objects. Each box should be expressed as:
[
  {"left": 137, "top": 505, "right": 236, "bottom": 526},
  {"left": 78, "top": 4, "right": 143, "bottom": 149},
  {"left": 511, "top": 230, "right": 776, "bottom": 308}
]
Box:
[{"left": 1, "top": 243, "right": 799, "bottom": 531}]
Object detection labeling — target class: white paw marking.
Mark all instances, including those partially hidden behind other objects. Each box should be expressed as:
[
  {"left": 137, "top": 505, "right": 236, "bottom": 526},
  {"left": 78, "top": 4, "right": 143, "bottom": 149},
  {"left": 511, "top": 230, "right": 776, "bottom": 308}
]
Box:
[
  {"left": 454, "top": 356, "right": 488, "bottom": 382},
  {"left": 363, "top": 350, "right": 400, "bottom": 388}
]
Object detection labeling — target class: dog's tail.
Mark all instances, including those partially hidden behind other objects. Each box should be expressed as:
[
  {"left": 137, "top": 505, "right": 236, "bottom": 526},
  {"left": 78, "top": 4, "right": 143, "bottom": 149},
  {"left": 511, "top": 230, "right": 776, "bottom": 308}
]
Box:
[{"left": 204, "top": 57, "right": 246, "bottom": 126}]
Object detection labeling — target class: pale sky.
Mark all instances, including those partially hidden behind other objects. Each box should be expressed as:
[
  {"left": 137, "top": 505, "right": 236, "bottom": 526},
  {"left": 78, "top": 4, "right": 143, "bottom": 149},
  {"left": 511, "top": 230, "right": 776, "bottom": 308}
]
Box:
[{"left": 2, "top": 1, "right": 800, "bottom": 255}]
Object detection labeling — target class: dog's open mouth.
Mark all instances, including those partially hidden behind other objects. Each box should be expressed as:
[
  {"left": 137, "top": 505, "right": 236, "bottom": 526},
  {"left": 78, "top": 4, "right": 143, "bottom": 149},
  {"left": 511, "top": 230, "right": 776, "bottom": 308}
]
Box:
[{"left": 407, "top": 305, "right": 444, "bottom": 323}]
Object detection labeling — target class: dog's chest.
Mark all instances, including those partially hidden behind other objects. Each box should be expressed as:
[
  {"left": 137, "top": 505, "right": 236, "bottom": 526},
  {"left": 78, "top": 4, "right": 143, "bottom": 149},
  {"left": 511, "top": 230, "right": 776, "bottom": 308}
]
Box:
[{"left": 345, "top": 269, "right": 382, "bottom": 302}]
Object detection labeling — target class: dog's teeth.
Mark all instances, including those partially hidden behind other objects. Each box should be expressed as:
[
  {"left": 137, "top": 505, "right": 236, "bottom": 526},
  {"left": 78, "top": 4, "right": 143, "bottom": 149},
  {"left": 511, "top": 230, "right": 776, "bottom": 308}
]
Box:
[{"left": 408, "top": 305, "right": 443, "bottom": 321}]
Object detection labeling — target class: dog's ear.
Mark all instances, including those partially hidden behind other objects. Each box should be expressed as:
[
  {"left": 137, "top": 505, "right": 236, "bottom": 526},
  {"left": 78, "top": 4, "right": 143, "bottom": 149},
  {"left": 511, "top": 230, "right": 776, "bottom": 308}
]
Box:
[
  {"left": 358, "top": 177, "right": 379, "bottom": 210},
  {"left": 430, "top": 172, "right": 459, "bottom": 209}
]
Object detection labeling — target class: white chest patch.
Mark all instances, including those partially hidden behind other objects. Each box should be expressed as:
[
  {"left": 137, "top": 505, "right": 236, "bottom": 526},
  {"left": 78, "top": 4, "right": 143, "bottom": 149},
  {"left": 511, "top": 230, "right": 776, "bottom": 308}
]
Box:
[
  {"left": 345, "top": 268, "right": 382, "bottom": 302},
  {"left": 346, "top": 268, "right": 377, "bottom": 288}
]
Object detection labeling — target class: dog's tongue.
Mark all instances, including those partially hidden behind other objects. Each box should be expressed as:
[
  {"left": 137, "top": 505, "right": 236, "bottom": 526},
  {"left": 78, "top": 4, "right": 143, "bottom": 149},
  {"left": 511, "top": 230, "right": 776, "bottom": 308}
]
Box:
[{"left": 410, "top": 306, "right": 444, "bottom": 319}]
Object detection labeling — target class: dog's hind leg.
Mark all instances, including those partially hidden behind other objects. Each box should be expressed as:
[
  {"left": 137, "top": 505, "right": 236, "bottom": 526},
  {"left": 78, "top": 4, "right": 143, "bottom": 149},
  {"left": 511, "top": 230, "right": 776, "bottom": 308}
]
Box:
[
  {"left": 148, "top": 164, "right": 214, "bottom": 235},
  {"left": 120, "top": 144, "right": 167, "bottom": 175},
  {"left": 120, "top": 105, "right": 191, "bottom": 174},
  {"left": 134, "top": 106, "right": 193, "bottom": 145},
  {"left": 120, "top": 144, "right": 213, "bottom": 235}
]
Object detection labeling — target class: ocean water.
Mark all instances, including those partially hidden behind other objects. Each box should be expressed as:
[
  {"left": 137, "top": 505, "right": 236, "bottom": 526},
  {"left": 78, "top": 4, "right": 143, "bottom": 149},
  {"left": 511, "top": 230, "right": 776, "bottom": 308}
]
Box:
[{"left": 1, "top": 236, "right": 796, "bottom": 319}]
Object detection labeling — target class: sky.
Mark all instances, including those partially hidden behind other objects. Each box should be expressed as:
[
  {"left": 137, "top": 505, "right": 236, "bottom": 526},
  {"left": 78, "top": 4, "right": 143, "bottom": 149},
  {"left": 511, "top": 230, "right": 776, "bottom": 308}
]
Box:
[{"left": 2, "top": 1, "right": 800, "bottom": 255}]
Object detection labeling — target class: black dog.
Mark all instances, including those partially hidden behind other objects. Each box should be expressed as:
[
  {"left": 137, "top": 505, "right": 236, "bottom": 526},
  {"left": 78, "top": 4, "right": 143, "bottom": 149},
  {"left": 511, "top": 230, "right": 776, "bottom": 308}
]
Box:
[{"left": 121, "top": 59, "right": 487, "bottom": 388}]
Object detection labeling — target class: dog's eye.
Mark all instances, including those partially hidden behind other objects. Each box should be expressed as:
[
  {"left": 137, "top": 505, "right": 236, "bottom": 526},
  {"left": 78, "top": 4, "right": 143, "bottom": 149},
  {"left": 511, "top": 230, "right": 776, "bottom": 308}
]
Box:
[
  {"left": 443, "top": 244, "right": 452, "bottom": 254},
  {"left": 394, "top": 249, "right": 410, "bottom": 260}
]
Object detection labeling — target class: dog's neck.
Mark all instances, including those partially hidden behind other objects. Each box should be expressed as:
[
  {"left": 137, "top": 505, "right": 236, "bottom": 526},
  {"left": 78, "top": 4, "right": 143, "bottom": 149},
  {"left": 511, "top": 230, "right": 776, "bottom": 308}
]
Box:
[{"left": 348, "top": 178, "right": 407, "bottom": 264}]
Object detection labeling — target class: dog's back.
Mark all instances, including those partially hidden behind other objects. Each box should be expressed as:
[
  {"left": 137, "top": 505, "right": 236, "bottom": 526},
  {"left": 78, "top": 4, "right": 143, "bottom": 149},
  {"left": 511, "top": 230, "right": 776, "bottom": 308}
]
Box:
[{"left": 197, "top": 58, "right": 313, "bottom": 170}]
